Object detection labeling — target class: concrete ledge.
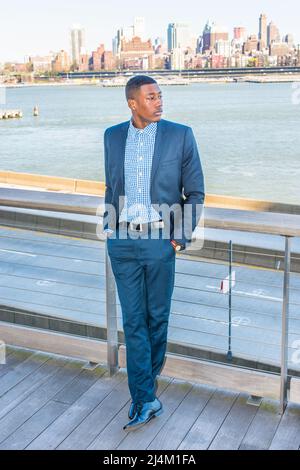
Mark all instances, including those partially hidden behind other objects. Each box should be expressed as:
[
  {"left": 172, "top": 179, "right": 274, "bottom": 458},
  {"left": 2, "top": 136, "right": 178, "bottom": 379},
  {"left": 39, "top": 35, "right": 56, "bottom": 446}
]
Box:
[
  {"left": 0, "top": 171, "right": 105, "bottom": 195},
  {"left": 1, "top": 171, "right": 300, "bottom": 215},
  {"left": 0, "top": 206, "right": 101, "bottom": 239}
]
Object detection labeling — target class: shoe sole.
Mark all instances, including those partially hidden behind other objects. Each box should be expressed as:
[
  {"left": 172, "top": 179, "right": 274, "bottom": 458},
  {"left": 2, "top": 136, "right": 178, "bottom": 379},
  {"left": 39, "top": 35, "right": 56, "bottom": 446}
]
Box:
[{"left": 124, "top": 407, "right": 163, "bottom": 431}]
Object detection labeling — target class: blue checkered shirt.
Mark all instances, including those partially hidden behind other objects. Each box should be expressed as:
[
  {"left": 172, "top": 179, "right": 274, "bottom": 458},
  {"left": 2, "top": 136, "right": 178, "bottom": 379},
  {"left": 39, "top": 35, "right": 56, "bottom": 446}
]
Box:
[{"left": 119, "top": 120, "right": 161, "bottom": 224}]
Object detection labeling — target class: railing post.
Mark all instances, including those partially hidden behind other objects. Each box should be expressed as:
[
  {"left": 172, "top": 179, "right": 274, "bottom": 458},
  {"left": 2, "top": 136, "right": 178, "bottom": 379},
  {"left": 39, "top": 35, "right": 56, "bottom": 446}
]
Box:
[
  {"left": 280, "top": 235, "right": 292, "bottom": 414},
  {"left": 105, "top": 241, "right": 118, "bottom": 376},
  {"left": 227, "top": 240, "right": 233, "bottom": 361}
]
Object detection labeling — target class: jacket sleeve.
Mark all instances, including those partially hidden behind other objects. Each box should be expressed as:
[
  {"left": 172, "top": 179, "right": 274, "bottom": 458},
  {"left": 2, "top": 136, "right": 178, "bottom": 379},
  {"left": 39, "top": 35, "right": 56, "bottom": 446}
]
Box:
[{"left": 173, "top": 127, "right": 205, "bottom": 247}]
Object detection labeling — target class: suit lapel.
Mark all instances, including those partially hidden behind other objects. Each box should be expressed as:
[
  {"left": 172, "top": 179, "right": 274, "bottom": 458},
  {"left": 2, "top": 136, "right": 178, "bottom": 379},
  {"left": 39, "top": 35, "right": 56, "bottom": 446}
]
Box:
[
  {"left": 119, "top": 121, "right": 130, "bottom": 195},
  {"left": 151, "top": 119, "right": 166, "bottom": 189}
]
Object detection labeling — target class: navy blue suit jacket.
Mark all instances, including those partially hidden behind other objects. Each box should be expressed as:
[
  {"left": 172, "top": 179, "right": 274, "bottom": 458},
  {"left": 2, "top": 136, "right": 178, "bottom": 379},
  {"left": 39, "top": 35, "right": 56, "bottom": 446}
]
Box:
[{"left": 103, "top": 118, "right": 205, "bottom": 247}]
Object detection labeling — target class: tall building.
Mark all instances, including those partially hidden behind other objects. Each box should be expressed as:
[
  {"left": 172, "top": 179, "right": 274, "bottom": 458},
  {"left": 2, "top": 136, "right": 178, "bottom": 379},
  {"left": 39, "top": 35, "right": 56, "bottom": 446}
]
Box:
[
  {"left": 267, "top": 22, "right": 280, "bottom": 46},
  {"left": 114, "top": 18, "right": 146, "bottom": 58},
  {"left": 259, "top": 14, "right": 267, "bottom": 49},
  {"left": 119, "top": 36, "right": 154, "bottom": 70},
  {"left": 91, "top": 44, "right": 105, "bottom": 71},
  {"left": 123, "top": 25, "right": 134, "bottom": 40},
  {"left": 234, "top": 27, "right": 247, "bottom": 42},
  {"left": 202, "top": 20, "right": 213, "bottom": 52},
  {"left": 167, "top": 23, "right": 190, "bottom": 52},
  {"left": 211, "top": 23, "right": 229, "bottom": 50},
  {"left": 70, "top": 25, "right": 85, "bottom": 68},
  {"left": 52, "top": 50, "right": 71, "bottom": 73},
  {"left": 202, "top": 20, "right": 229, "bottom": 53},
  {"left": 215, "top": 40, "right": 231, "bottom": 58},
  {"left": 103, "top": 51, "right": 117, "bottom": 70},
  {"left": 134, "top": 17, "right": 145, "bottom": 39},
  {"left": 170, "top": 47, "right": 185, "bottom": 69},
  {"left": 29, "top": 55, "right": 53, "bottom": 73},
  {"left": 243, "top": 35, "right": 259, "bottom": 54},
  {"left": 270, "top": 42, "right": 289, "bottom": 57},
  {"left": 284, "top": 34, "right": 294, "bottom": 47}
]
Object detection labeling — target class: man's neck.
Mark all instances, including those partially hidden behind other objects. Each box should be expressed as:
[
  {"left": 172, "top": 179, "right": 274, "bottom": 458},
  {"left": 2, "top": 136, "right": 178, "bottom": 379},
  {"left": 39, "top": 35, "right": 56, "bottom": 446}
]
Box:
[{"left": 131, "top": 117, "right": 152, "bottom": 129}]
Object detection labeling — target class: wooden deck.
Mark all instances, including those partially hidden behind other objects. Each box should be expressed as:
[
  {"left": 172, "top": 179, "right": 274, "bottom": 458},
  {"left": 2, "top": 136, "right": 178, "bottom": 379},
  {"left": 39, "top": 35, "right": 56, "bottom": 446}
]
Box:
[{"left": 0, "top": 346, "right": 300, "bottom": 450}]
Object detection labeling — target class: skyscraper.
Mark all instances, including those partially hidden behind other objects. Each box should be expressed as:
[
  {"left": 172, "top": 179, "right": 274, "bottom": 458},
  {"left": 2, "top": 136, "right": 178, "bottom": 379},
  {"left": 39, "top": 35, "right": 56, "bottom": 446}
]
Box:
[
  {"left": 202, "top": 20, "right": 213, "bottom": 52},
  {"left": 267, "top": 22, "right": 280, "bottom": 46},
  {"left": 70, "top": 25, "right": 85, "bottom": 68},
  {"left": 167, "top": 23, "right": 190, "bottom": 52},
  {"left": 284, "top": 34, "right": 294, "bottom": 47},
  {"left": 259, "top": 14, "right": 267, "bottom": 49},
  {"left": 234, "top": 27, "right": 247, "bottom": 42},
  {"left": 202, "top": 21, "right": 229, "bottom": 53}
]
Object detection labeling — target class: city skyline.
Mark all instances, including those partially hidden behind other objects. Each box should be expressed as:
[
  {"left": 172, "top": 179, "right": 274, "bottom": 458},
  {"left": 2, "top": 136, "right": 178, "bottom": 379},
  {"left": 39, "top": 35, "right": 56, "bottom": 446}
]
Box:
[{"left": 0, "top": 0, "right": 299, "bottom": 63}]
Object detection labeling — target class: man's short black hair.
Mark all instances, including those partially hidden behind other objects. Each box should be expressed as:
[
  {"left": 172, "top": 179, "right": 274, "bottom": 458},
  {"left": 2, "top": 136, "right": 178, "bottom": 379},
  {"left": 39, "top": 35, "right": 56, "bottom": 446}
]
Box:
[{"left": 125, "top": 75, "right": 157, "bottom": 100}]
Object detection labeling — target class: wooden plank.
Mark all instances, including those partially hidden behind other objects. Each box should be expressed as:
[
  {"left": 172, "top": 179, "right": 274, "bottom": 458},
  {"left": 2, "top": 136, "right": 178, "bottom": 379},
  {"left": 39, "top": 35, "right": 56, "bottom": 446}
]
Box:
[
  {"left": 0, "top": 348, "right": 35, "bottom": 379},
  {"left": 0, "top": 400, "right": 68, "bottom": 450},
  {"left": 148, "top": 383, "right": 215, "bottom": 450},
  {"left": 27, "top": 370, "right": 124, "bottom": 450},
  {"left": 58, "top": 376, "right": 129, "bottom": 449},
  {"left": 117, "top": 379, "right": 193, "bottom": 450},
  {"left": 0, "top": 322, "right": 107, "bottom": 364},
  {"left": 0, "top": 358, "right": 83, "bottom": 444},
  {"left": 52, "top": 366, "right": 106, "bottom": 406},
  {"left": 0, "top": 352, "right": 49, "bottom": 396},
  {"left": 209, "top": 393, "right": 259, "bottom": 449},
  {"left": 290, "top": 377, "right": 300, "bottom": 404},
  {"left": 178, "top": 389, "right": 238, "bottom": 450},
  {"left": 0, "top": 365, "right": 106, "bottom": 450},
  {"left": 269, "top": 404, "right": 300, "bottom": 450},
  {"left": 119, "top": 346, "right": 281, "bottom": 400},
  {"left": 0, "top": 356, "right": 70, "bottom": 421},
  {"left": 87, "top": 376, "right": 172, "bottom": 450},
  {"left": 239, "top": 398, "right": 282, "bottom": 450}
]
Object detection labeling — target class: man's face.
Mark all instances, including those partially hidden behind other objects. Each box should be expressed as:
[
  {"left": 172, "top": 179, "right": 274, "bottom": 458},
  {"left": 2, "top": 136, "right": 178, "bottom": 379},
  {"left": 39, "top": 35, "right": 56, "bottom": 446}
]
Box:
[{"left": 129, "top": 83, "right": 163, "bottom": 123}]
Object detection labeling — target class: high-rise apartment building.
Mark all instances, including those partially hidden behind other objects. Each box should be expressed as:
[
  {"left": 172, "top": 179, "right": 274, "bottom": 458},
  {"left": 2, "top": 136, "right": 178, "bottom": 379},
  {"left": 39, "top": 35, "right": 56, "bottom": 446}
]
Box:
[
  {"left": 167, "top": 23, "right": 190, "bottom": 52},
  {"left": 234, "top": 27, "right": 247, "bottom": 42},
  {"left": 259, "top": 14, "right": 267, "bottom": 49},
  {"left": 70, "top": 25, "right": 85, "bottom": 68},
  {"left": 202, "top": 21, "right": 229, "bottom": 53},
  {"left": 267, "top": 22, "right": 280, "bottom": 46}
]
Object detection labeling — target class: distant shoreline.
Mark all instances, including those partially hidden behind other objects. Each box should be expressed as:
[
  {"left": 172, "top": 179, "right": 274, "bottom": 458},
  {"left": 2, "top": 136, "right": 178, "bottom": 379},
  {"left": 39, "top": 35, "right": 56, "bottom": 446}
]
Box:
[{"left": 3, "top": 73, "right": 300, "bottom": 89}]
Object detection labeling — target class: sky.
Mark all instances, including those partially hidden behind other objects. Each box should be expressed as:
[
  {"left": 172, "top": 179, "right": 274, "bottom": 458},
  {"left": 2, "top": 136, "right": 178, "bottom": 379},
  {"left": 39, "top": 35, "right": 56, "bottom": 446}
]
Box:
[{"left": 0, "top": 0, "right": 299, "bottom": 63}]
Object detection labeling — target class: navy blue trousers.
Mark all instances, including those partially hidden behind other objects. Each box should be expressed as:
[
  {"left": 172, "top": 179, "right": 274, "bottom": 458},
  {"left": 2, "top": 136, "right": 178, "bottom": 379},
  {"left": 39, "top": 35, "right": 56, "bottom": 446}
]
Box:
[{"left": 107, "top": 227, "right": 176, "bottom": 404}]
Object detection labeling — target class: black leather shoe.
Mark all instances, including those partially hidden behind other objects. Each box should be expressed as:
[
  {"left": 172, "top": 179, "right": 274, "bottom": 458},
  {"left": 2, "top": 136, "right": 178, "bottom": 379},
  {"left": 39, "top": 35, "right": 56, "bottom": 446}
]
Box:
[
  {"left": 123, "top": 398, "right": 163, "bottom": 431},
  {"left": 128, "top": 401, "right": 137, "bottom": 420},
  {"left": 129, "top": 380, "right": 159, "bottom": 420}
]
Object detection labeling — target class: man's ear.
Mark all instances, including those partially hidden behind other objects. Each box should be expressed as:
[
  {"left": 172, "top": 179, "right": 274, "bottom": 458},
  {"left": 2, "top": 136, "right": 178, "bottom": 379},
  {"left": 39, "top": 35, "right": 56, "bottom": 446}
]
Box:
[{"left": 128, "top": 99, "right": 136, "bottom": 111}]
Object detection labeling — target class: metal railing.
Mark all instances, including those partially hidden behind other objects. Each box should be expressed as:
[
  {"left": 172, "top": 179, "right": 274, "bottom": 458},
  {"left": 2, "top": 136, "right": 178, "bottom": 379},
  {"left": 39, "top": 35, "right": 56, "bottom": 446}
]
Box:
[
  {"left": 105, "top": 208, "right": 300, "bottom": 413},
  {"left": 0, "top": 192, "right": 300, "bottom": 414}
]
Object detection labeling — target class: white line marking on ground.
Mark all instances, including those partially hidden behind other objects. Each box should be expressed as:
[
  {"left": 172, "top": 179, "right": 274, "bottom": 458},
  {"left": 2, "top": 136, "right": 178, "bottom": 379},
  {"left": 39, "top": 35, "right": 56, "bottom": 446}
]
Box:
[
  {"left": 0, "top": 249, "right": 37, "bottom": 257},
  {"left": 206, "top": 285, "right": 282, "bottom": 302}
]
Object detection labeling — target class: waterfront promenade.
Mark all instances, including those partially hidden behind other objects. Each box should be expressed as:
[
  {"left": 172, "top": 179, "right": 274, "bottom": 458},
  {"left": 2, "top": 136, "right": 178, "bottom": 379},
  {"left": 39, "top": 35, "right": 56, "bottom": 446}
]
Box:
[
  {"left": 1, "top": 346, "right": 300, "bottom": 450},
  {"left": 1, "top": 172, "right": 300, "bottom": 450}
]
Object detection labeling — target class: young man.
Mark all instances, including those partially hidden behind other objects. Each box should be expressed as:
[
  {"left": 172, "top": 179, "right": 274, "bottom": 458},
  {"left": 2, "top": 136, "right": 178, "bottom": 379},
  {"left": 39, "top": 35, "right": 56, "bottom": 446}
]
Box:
[{"left": 103, "top": 75, "right": 205, "bottom": 431}]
